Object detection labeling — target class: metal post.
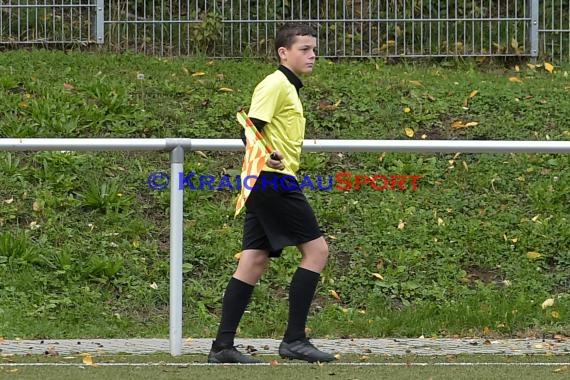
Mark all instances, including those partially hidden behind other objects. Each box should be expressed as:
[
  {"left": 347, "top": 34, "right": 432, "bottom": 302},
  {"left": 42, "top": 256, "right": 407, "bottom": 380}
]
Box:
[
  {"left": 169, "top": 146, "right": 184, "bottom": 356},
  {"left": 529, "top": 0, "right": 539, "bottom": 61},
  {"left": 94, "top": 0, "right": 104, "bottom": 44}
]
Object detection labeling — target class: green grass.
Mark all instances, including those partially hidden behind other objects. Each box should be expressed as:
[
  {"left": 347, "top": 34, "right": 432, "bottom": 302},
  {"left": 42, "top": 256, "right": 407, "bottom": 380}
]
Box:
[
  {"left": 0, "top": 50, "right": 569, "bottom": 340},
  {"left": 2, "top": 354, "right": 570, "bottom": 380}
]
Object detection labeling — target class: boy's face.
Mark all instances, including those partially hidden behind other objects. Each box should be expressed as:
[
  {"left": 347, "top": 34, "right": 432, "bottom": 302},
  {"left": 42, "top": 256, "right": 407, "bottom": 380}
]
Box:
[{"left": 278, "top": 35, "right": 317, "bottom": 77}]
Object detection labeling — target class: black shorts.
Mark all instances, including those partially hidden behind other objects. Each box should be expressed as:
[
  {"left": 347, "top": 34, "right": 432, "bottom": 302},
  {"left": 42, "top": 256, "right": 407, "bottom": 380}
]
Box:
[{"left": 242, "top": 171, "right": 323, "bottom": 257}]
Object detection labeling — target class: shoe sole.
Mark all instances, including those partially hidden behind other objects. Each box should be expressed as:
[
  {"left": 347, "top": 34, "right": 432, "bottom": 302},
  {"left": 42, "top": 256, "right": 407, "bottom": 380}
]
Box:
[
  {"left": 208, "top": 357, "right": 263, "bottom": 364},
  {"left": 279, "top": 351, "right": 335, "bottom": 363}
]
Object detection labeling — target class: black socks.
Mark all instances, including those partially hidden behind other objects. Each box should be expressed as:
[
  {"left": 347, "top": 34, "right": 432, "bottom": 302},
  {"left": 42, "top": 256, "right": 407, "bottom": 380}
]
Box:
[
  {"left": 213, "top": 268, "right": 321, "bottom": 349},
  {"left": 283, "top": 267, "right": 321, "bottom": 343},
  {"left": 213, "top": 277, "right": 255, "bottom": 349}
]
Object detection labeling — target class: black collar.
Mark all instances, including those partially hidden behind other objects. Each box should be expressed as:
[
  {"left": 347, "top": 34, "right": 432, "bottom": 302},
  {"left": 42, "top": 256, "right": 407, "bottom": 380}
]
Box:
[{"left": 278, "top": 65, "right": 303, "bottom": 94}]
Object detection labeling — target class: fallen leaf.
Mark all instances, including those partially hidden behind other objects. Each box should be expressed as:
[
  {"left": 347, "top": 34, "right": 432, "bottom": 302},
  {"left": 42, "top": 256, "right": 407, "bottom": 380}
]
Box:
[
  {"left": 6, "top": 368, "right": 19, "bottom": 373},
  {"left": 4, "top": 198, "right": 14, "bottom": 204},
  {"left": 551, "top": 311, "right": 560, "bottom": 319},
  {"left": 82, "top": 353, "right": 93, "bottom": 365},
  {"left": 463, "top": 90, "right": 479, "bottom": 107},
  {"left": 408, "top": 80, "right": 423, "bottom": 87},
  {"left": 371, "top": 273, "right": 384, "bottom": 280},
  {"left": 32, "top": 200, "right": 42, "bottom": 212},
  {"left": 553, "top": 366, "right": 568, "bottom": 373},
  {"left": 219, "top": 87, "right": 233, "bottom": 92},
  {"left": 404, "top": 127, "right": 414, "bottom": 137},
  {"left": 404, "top": 107, "right": 411, "bottom": 113},
  {"left": 245, "top": 345, "right": 258, "bottom": 353},
  {"left": 511, "top": 38, "right": 519, "bottom": 50},
  {"left": 18, "top": 101, "right": 29, "bottom": 109},
  {"left": 509, "top": 77, "right": 523, "bottom": 83},
  {"left": 397, "top": 220, "right": 406, "bottom": 230},
  {"left": 234, "top": 252, "right": 242, "bottom": 260},
  {"left": 531, "top": 215, "right": 540, "bottom": 222},
  {"left": 541, "top": 298, "right": 554, "bottom": 309},
  {"left": 527, "top": 63, "right": 536, "bottom": 70},
  {"left": 317, "top": 100, "right": 341, "bottom": 111},
  {"left": 329, "top": 290, "right": 341, "bottom": 300},
  {"left": 63, "top": 83, "right": 74, "bottom": 91},
  {"left": 437, "top": 217, "right": 444, "bottom": 226},
  {"left": 462, "top": 161, "right": 469, "bottom": 171},
  {"left": 527, "top": 251, "right": 542, "bottom": 260},
  {"left": 182, "top": 67, "right": 189, "bottom": 75},
  {"left": 192, "top": 71, "right": 205, "bottom": 77},
  {"left": 463, "top": 122, "right": 479, "bottom": 128},
  {"left": 270, "top": 359, "right": 280, "bottom": 366},
  {"left": 544, "top": 62, "right": 554, "bottom": 73},
  {"left": 376, "top": 260, "right": 384, "bottom": 271},
  {"left": 195, "top": 151, "right": 208, "bottom": 159},
  {"left": 514, "top": 65, "right": 520, "bottom": 72},
  {"left": 149, "top": 282, "right": 158, "bottom": 290},
  {"left": 451, "top": 120, "right": 465, "bottom": 129}
]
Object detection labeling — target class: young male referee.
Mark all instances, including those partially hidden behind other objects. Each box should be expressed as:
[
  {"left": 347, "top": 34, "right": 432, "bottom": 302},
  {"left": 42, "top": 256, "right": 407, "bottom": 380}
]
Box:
[{"left": 207, "top": 23, "right": 336, "bottom": 364}]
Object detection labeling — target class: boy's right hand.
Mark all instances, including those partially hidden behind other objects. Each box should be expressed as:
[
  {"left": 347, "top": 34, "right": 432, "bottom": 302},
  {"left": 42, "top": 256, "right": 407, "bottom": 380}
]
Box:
[{"left": 268, "top": 151, "right": 285, "bottom": 170}]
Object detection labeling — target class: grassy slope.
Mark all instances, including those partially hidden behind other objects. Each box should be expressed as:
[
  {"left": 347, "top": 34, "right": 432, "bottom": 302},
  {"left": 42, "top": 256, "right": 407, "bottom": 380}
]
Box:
[{"left": 0, "top": 50, "right": 568, "bottom": 339}]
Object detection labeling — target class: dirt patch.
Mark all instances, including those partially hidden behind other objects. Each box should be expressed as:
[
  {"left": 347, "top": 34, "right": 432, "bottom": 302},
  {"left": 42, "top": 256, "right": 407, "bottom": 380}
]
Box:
[{"left": 465, "top": 265, "right": 503, "bottom": 285}]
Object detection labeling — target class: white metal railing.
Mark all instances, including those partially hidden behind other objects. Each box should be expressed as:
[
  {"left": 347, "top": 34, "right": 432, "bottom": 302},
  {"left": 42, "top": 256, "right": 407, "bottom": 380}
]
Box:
[{"left": 1, "top": 137, "right": 570, "bottom": 356}]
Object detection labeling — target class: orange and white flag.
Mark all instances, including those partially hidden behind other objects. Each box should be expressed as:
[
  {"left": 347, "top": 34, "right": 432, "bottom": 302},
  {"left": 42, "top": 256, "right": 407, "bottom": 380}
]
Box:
[{"left": 235, "top": 112, "right": 272, "bottom": 216}]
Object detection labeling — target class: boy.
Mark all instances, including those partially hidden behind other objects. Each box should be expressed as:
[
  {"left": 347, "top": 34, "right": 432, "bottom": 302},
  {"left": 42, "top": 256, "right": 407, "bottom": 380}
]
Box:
[{"left": 207, "top": 23, "right": 336, "bottom": 364}]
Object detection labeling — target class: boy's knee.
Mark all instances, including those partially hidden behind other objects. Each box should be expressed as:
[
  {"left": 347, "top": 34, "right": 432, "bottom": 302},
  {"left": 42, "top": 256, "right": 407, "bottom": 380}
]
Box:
[
  {"left": 317, "top": 239, "right": 329, "bottom": 256},
  {"left": 238, "top": 251, "right": 269, "bottom": 270},
  {"left": 318, "top": 245, "right": 330, "bottom": 260}
]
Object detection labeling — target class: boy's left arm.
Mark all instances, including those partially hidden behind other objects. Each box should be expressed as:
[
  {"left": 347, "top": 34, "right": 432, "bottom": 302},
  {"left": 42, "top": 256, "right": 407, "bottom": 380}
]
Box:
[{"left": 239, "top": 118, "right": 267, "bottom": 145}]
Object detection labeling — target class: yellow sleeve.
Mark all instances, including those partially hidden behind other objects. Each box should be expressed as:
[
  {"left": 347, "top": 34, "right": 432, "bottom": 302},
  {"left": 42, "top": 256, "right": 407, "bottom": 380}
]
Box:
[{"left": 248, "top": 74, "right": 282, "bottom": 123}]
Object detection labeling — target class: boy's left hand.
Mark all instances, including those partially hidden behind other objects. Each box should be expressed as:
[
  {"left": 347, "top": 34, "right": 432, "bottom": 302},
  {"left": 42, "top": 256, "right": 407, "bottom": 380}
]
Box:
[{"left": 268, "top": 151, "right": 285, "bottom": 170}]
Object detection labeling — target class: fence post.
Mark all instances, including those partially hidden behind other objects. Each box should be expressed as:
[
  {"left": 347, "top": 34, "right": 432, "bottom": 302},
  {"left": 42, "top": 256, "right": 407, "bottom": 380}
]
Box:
[
  {"left": 94, "top": 0, "right": 104, "bottom": 44},
  {"left": 169, "top": 146, "right": 184, "bottom": 356},
  {"left": 529, "top": 0, "right": 539, "bottom": 62}
]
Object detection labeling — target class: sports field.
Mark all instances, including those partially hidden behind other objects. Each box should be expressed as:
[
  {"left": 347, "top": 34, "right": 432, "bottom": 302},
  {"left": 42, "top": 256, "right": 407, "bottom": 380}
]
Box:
[{"left": 2, "top": 354, "right": 570, "bottom": 380}]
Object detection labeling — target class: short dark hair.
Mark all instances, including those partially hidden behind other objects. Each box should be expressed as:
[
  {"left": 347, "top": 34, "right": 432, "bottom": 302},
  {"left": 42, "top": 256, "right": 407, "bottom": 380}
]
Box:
[{"left": 275, "top": 23, "right": 317, "bottom": 55}]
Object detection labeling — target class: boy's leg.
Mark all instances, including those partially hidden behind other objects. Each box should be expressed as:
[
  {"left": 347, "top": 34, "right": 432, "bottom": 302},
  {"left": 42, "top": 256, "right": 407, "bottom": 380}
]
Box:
[
  {"left": 209, "top": 250, "right": 269, "bottom": 364},
  {"left": 279, "top": 236, "right": 336, "bottom": 362}
]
